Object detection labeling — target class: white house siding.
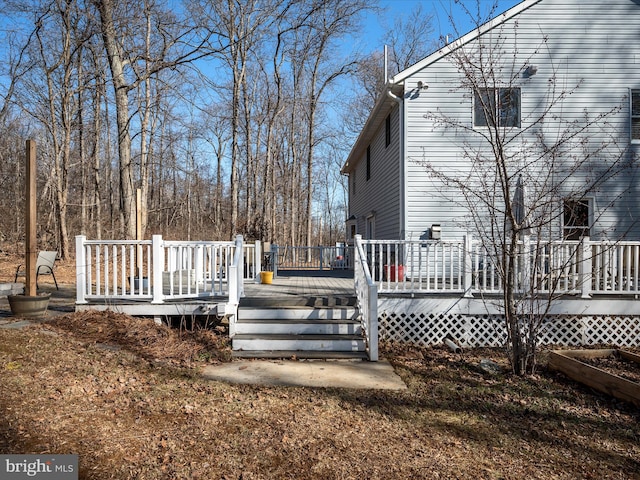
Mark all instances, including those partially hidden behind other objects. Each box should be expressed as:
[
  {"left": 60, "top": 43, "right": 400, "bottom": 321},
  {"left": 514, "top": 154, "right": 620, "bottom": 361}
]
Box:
[
  {"left": 401, "top": 0, "right": 640, "bottom": 242},
  {"left": 348, "top": 104, "right": 402, "bottom": 239}
]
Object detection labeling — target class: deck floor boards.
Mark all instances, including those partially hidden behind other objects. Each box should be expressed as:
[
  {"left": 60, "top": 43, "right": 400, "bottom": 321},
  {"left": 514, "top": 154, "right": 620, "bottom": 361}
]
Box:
[{"left": 244, "top": 270, "right": 354, "bottom": 298}]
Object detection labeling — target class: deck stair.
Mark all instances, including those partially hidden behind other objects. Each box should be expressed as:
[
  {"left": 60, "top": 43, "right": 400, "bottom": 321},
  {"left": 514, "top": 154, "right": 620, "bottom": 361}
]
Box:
[{"left": 232, "top": 295, "right": 367, "bottom": 360}]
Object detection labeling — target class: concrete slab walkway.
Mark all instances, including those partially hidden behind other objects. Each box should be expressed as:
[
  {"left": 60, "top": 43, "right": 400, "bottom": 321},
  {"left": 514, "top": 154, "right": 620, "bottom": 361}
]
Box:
[{"left": 202, "top": 359, "right": 407, "bottom": 390}]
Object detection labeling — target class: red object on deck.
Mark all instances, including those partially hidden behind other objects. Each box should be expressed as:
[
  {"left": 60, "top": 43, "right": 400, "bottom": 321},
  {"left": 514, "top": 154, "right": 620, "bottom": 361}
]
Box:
[{"left": 385, "top": 265, "right": 405, "bottom": 282}]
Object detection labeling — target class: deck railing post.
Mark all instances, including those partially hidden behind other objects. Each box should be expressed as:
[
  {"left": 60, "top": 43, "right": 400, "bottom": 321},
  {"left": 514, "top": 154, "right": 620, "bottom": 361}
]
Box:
[
  {"left": 463, "top": 234, "right": 473, "bottom": 297},
  {"left": 522, "top": 235, "right": 532, "bottom": 295},
  {"left": 151, "top": 235, "right": 164, "bottom": 304},
  {"left": 271, "top": 244, "right": 278, "bottom": 277},
  {"left": 254, "top": 240, "right": 261, "bottom": 282},
  {"left": 75, "top": 235, "right": 88, "bottom": 304},
  {"left": 581, "top": 236, "right": 592, "bottom": 299},
  {"left": 235, "top": 235, "right": 244, "bottom": 297},
  {"left": 368, "top": 283, "right": 378, "bottom": 361}
]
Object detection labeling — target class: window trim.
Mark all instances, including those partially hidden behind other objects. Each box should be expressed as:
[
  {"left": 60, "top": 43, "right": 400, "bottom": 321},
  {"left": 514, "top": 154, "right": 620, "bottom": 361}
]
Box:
[{"left": 474, "top": 87, "right": 521, "bottom": 128}]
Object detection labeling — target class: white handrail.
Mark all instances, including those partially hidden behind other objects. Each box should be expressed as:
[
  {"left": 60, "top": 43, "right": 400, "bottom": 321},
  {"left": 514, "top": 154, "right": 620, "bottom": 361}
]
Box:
[
  {"left": 75, "top": 235, "right": 252, "bottom": 304},
  {"left": 354, "top": 235, "right": 378, "bottom": 361},
  {"left": 360, "top": 236, "right": 640, "bottom": 297}
]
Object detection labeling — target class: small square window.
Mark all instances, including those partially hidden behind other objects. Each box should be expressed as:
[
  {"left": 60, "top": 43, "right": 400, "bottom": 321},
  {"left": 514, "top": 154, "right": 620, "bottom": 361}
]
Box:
[
  {"left": 563, "top": 199, "right": 591, "bottom": 240},
  {"left": 474, "top": 87, "right": 520, "bottom": 128}
]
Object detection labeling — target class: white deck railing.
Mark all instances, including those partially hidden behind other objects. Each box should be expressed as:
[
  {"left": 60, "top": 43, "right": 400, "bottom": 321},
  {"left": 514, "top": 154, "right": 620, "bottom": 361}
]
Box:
[
  {"left": 353, "top": 235, "right": 378, "bottom": 361},
  {"left": 362, "top": 236, "right": 640, "bottom": 297},
  {"left": 75, "top": 235, "right": 258, "bottom": 304},
  {"left": 270, "top": 245, "right": 354, "bottom": 271}
]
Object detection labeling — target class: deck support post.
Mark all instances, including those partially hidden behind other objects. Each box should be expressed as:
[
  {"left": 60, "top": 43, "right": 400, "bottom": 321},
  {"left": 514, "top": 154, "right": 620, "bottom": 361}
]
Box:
[{"left": 151, "top": 235, "right": 164, "bottom": 304}]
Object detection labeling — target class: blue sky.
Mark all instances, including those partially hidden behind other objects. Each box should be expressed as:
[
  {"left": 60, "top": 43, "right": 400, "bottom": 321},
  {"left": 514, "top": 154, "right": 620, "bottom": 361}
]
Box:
[{"left": 362, "top": 0, "right": 521, "bottom": 53}]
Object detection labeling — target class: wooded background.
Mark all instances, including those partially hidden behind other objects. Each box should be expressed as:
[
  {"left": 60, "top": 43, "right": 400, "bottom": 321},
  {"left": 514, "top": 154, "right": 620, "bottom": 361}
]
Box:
[{"left": 0, "top": 0, "right": 436, "bottom": 258}]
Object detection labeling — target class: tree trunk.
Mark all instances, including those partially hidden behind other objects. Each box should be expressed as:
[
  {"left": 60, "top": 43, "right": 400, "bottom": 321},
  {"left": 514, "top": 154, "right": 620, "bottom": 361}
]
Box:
[{"left": 96, "top": 0, "right": 136, "bottom": 239}]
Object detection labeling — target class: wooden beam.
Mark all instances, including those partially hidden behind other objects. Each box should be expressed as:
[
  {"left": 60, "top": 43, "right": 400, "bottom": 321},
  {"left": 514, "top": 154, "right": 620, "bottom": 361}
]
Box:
[
  {"left": 549, "top": 350, "right": 640, "bottom": 408},
  {"left": 620, "top": 350, "right": 640, "bottom": 364},
  {"left": 25, "top": 140, "right": 37, "bottom": 297}
]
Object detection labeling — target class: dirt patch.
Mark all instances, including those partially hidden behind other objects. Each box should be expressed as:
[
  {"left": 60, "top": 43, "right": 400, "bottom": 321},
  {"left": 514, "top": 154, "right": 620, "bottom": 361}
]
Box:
[{"left": 579, "top": 351, "right": 640, "bottom": 384}]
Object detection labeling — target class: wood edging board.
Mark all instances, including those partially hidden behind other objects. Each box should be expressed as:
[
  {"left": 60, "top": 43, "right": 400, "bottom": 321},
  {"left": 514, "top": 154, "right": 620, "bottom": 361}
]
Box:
[{"left": 548, "top": 349, "right": 640, "bottom": 407}]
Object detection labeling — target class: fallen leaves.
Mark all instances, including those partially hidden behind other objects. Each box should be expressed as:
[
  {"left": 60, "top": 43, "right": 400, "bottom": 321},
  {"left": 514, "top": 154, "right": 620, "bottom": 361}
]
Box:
[{"left": 0, "top": 315, "right": 638, "bottom": 479}]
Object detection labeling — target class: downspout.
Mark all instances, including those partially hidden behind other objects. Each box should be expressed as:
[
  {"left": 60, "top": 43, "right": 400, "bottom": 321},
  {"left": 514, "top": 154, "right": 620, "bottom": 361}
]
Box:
[{"left": 387, "top": 88, "right": 405, "bottom": 241}]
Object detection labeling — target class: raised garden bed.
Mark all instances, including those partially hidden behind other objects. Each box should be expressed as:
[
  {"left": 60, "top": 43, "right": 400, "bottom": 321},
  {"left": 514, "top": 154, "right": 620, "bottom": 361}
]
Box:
[{"left": 548, "top": 349, "right": 640, "bottom": 407}]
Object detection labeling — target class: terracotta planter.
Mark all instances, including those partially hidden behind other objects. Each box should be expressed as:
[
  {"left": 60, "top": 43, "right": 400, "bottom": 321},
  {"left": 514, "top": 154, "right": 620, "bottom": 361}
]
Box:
[{"left": 8, "top": 293, "right": 51, "bottom": 318}]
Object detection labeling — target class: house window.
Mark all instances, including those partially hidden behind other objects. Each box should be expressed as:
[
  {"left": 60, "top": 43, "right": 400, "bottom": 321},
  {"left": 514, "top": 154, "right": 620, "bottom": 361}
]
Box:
[
  {"left": 474, "top": 87, "right": 521, "bottom": 128},
  {"left": 366, "top": 146, "right": 371, "bottom": 181},
  {"left": 351, "top": 171, "right": 356, "bottom": 195},
  {"left": 632, "top": 89, "right": 640, "bottom": 142},
  {"left": 563, "top": 199, "right": 591, "bottom": 240},
  {"left": 385, "top": 114, "right": 391, "bottom": 147}
]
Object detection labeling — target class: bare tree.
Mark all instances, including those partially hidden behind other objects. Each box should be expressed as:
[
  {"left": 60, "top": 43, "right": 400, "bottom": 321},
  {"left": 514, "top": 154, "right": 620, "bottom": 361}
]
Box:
[
  {"left": 420, "top": 12, "right": 637, "bottom": 375},
  {"left": 93, "top": 0, "right": 213, "bottom": 239},
  {"left": 382, "top": 3, "right": 436, "bottom": 74}
]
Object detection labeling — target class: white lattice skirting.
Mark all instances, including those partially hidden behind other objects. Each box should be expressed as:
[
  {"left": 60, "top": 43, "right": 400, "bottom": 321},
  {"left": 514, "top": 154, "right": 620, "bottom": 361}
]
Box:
[{"left": 378, "top": 297, "right": 640, "bottom": 348}]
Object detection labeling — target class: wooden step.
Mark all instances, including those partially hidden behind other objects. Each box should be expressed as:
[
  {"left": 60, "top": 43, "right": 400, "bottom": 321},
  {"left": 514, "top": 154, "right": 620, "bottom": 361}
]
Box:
[
  {"left": 234, "top": 319, "right": 362, "bottom": 336},
  {"left": 238, "top": 306, "right": 360, "bottom": 321},
  {"left": 239, "top": 295, "right": 357, "bottom": 308},
  {"left": 232, "top": 333, "right": 365, "bottom": 353},
  {"left": 231, "top": 350, "right": 368, "bottom": 360}
]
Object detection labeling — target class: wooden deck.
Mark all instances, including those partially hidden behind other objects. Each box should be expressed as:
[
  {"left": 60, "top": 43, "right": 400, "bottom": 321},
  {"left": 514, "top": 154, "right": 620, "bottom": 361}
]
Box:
[
  {"left": 0, "top": 270, "right": 357, "bottom": 320},
  {"left": 244, "top": 270, "right": 354, "bottom": 298}
]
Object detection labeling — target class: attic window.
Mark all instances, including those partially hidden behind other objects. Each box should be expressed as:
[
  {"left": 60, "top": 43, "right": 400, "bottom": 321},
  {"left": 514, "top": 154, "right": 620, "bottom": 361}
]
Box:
[
  {"left": 632, "top": 89, "right": 640, "bottom": 142},
  {"left": 474, "top": 87, "right": 521, "bottom": 128}
]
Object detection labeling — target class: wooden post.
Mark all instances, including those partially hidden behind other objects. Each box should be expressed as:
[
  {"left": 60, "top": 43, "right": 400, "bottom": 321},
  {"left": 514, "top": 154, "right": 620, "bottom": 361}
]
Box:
[
  {"left": 136, "top": 188, "right": 142, "bottom": 277},
  {"left": 25, "top": 140, "right": 37, "bottom": 297}
]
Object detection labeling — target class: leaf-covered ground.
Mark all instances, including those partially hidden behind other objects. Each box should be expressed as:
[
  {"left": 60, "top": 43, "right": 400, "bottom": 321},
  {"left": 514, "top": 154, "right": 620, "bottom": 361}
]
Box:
[
  {"left": 0, "top": 249, "right": 639, "bottom": 479},
  {"left": 1, "top": 311, "right": 639, "bottom": 480}
]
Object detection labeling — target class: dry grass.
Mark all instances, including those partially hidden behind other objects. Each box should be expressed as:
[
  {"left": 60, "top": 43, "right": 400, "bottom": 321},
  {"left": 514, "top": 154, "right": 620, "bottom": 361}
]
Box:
[
  {"left": 1, "top": 315, "right": 639, "bottom": 479},
  {"left": 0, "top": 250, "right": 639, "bottom": 479}
]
